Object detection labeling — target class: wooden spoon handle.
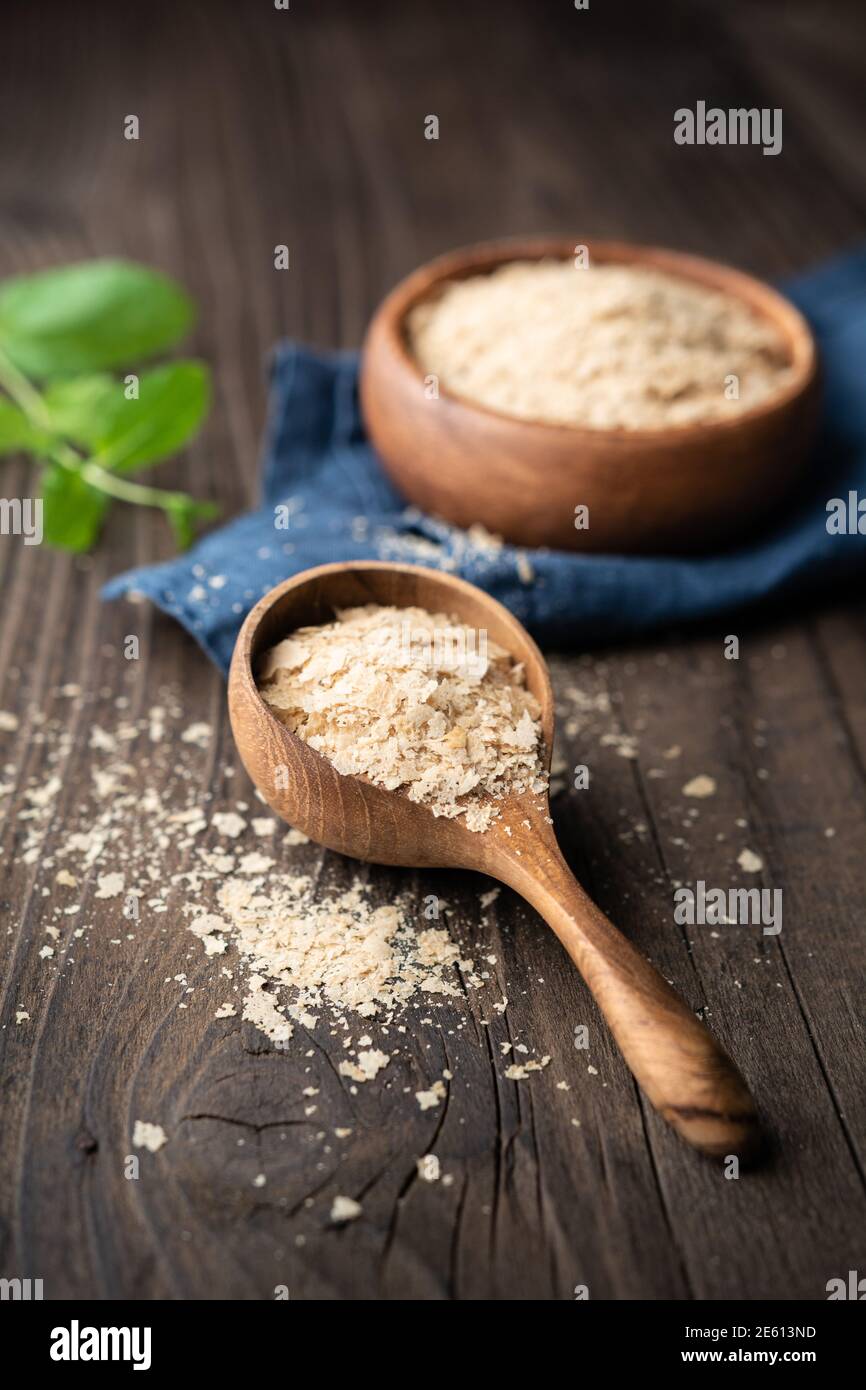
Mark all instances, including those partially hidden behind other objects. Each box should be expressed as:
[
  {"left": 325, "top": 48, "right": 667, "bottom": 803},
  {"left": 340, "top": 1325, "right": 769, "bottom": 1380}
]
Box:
[{"left": 503, "top": 844, "right": 762, "bottom": 1161}]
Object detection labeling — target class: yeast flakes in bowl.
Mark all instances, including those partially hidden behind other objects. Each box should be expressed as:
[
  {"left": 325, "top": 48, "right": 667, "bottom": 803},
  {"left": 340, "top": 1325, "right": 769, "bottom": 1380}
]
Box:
[{"left": 360, "top": 238, "right": 819, "bottom": 554}]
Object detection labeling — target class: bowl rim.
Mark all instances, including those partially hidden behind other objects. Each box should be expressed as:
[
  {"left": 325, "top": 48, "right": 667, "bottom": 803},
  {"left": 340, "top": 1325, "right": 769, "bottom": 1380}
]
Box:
[{"left": 366, "top": 236, "right": 819, "bottom": 443}]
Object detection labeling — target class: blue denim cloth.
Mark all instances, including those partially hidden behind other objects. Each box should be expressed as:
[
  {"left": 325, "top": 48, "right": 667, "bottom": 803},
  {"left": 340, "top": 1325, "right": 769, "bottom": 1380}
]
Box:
[{"left": 103, "top": 247, "right": 866, "bottom": 674}]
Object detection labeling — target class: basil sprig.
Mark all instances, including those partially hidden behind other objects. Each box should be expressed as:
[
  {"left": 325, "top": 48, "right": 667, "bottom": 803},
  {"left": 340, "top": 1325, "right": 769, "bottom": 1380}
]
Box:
[{"left": 0, "top": 259, "right": 216, "bottom": 550}]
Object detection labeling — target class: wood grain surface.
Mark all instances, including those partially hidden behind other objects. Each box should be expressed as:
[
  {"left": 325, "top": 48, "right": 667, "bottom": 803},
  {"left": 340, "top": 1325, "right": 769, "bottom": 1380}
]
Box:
[{"left": 1, "top": 0, "right": 865, "bottom": 1301}]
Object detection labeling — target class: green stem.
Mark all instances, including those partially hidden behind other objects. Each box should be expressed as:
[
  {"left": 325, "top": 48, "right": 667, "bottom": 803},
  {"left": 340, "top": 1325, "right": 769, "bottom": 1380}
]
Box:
[
  {"left": 0, "top": 344, "right": 51, "bottom": 429},
  {"left": 0, "top": 344, "right": 215, "bottom": 540},
  {"left": 50, "top": 440, "right": 214, "bottom": 514}
]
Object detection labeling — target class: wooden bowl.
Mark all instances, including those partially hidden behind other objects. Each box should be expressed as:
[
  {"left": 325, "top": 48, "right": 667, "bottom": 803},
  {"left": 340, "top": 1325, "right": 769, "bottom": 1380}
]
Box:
[{"left": 360, "top": 238, "right": 819, "bottom": 554}]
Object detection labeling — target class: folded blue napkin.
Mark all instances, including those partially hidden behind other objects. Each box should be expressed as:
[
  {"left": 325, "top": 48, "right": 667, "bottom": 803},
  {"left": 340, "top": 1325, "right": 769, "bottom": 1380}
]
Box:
[{"left": 103, "top": 246, "right": 866, "bottom": 674}]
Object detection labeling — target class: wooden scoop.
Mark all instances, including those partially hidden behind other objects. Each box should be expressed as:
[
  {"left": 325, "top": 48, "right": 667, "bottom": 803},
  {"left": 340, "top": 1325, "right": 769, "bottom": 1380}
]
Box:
[{"left": 228, "top": 561, "right": 762, "bottom": 1162}]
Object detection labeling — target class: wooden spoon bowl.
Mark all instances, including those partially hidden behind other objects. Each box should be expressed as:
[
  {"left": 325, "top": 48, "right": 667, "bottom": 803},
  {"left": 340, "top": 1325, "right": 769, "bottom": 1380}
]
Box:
[
  {"left": 360, "top": 238, "right": 819, "bottom": 554},
  {"left": 229, "top": 560, "right": 763, "bottom": 1162}
]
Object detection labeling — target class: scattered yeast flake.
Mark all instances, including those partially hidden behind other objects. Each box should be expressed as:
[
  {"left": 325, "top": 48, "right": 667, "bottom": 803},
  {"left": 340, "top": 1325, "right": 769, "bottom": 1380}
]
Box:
[
  {"left": 330, "top": 1195, "right": 362, "bottom": 1224},
  {"left": 95, "top": 872, "right": 125, "bottom": 899},
  {"left": 238, "top": 851, "right": 274, "bottom": 874},
  {"left": 504, "top": 1055, "right": 551, "bottom": 1081},
  {"left": 251, "top": 817, "right": 276, "bottom": 837},
  {"left": 242, "top": 978, "right": 293, "bottom": 1043},
  {"left": 683, "top": 775, "right": 717, "bottom": 798},
  {"left": 180, "top": 722, "right": 212, "bottom": 748},
  {"left": 212, "top": 811, "right": 246, "bottom": 838},
  {"left": 415, "top": 1079, "right": 447, "bottom": 1111},
  {"left": 132, "top": 1121, "right": 168, "bottom": 1152},
  {"left": 738, "top": 848, "right": 763, "bottom": 873},
  {"left": 338, "top": 1048, "right": 390, "bottom": 1083}
]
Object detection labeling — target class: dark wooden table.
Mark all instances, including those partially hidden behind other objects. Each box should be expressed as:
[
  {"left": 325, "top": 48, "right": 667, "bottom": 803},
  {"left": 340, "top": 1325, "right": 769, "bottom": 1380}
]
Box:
[{"left": 2, "top": 0, "right": 865, "bottom": 1301}]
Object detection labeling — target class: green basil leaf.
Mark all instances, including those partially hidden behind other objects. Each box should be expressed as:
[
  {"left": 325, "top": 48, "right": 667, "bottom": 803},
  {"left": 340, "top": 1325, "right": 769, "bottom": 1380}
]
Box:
[
  {"left": 39, "top": 463, "right": 109, "bottom": 552},
  {"left": 0, "top": 396, "right": 45, "bottom": 454},
  {"left": 42, "top": 361, "right": 210, "bottom": 475},
  {"left": 42, "top": 374, "right": 119, "bottom": 447},
  {"left": 91, "top": 361, "right": 211, "bottom": 473},
  {"left": 0, "top": 260, "right": 195, "bottom": 378}
]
